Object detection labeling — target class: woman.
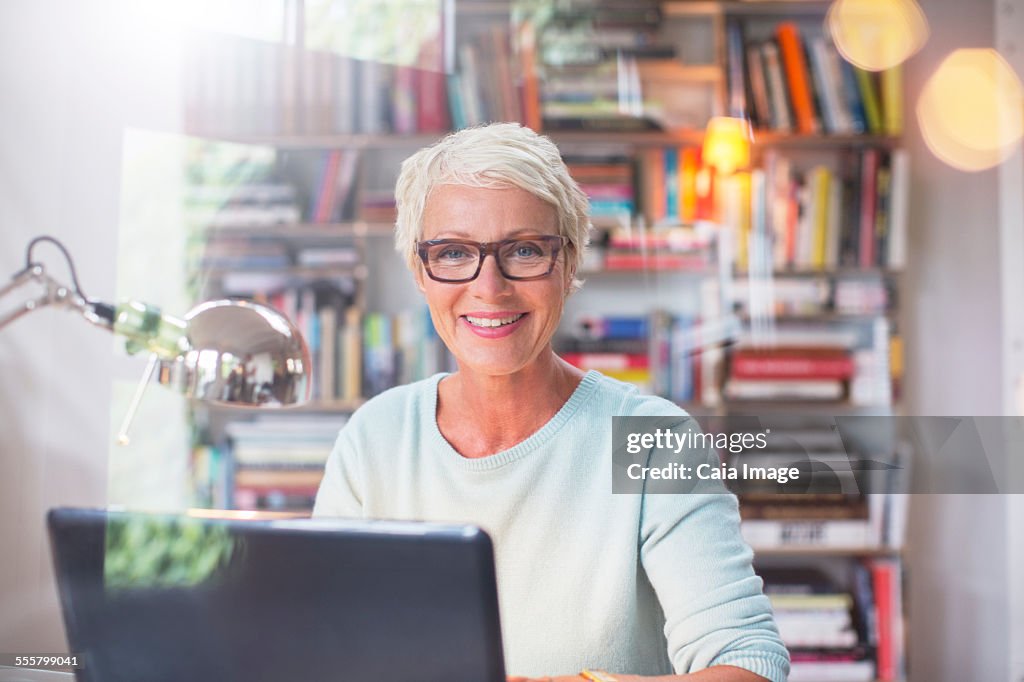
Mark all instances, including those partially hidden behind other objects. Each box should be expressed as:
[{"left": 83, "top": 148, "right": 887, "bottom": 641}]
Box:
[{"left": 313, "top": 122, "right": 789, "bottom": 682}]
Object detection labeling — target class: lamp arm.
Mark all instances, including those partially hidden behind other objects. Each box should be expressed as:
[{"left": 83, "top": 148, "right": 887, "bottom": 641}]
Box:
[{"left": 1, "top": 263, "right": 118, "bottom": 333}]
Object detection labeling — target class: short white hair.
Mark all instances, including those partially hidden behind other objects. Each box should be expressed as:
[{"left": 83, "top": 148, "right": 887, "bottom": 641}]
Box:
[{"left": 394, "top": 123, "right": 591, "bottom": 291}]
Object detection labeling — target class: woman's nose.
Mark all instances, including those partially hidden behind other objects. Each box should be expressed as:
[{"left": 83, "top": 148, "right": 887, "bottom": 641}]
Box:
[{"left": 470, "top": 253, "right": 513, "bottom": 298}]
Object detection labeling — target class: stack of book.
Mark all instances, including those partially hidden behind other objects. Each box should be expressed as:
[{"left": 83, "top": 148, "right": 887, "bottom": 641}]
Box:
[
  {"left": 532, "top": 0, "right": 668, "bottom": 131},
  {"left": 731, "top": 277, "right": 832, "bottom": 317},
  {"left": 599, "top": 225, "right": 713, "bottom": 271},
  {"left": 198, "top": 182, "right": 302, "bottom": 229},
  {"left": 227, "top": 415, "right": 347, "bottom": 512},
  {"left": 561, "top": 315, "right": 653, "bottom": 391},
  {"left": 564, "top": 152, "right": 636, "bottom": 226},
  {"left": 724, "top": 345, "right": 855, "bottom": 403},
  {"left": 760, "top": 568, "right": 875, "bottom": 682},
  {"left": 724, "top": 316, "right": 893, "bottom": 407},
  {"left": 199, "top": 235, "right": 292, "bottom": 271},
  {"left": 559, "top": 311, "right": 711, "bottom": 403},
  {"left": 739, "top": 491, "right": 875, "bottom": 547}
]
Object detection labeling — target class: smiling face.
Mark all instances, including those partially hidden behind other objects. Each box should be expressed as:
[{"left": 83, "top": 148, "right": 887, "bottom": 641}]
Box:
[{"left": 416, "top": 184, "right": 572, "bottom": 379}]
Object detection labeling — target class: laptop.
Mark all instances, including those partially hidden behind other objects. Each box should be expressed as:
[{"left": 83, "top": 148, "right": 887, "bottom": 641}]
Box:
[{"left": 47, "top": 508, "right": 506, "bottom": 682}]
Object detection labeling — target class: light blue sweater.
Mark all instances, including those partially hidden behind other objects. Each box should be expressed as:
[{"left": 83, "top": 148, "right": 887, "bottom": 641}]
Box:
[{"left": 313, "top": 370, "right": 790, "bottom": 681}]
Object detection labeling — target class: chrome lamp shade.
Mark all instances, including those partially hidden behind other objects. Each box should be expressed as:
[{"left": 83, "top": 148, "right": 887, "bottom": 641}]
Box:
[{"left": 175, "top": 299, "right": 311, "bottom": 407}]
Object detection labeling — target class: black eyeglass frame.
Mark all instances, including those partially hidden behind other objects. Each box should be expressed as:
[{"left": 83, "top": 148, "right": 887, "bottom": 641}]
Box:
[{"left": 416, "top": 235, "right": 568, "bottom": 283}]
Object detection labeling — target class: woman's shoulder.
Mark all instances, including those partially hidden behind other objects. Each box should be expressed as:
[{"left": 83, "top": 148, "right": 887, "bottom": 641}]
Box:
[
  {"left": 345, "top": 373, "right": 446, "bottom": 431},
  {"left": 585, "top": 370, "right": 694, "bottom": 419}
]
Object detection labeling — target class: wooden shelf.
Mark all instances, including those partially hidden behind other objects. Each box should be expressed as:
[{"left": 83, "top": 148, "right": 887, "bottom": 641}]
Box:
[
  {"left": 664, "top": 0, "right": 832, "bottom": 17},
  {"left": 198, "top": 399, "right": 364, "bottom": 414},
  {"left": 204, "top": 222, "right": 395, "bottom": 239},
  {"left": 751, "top": 544, "right": 903, "bottom": 557},
  {"left": 198, "top": 129, "right": 900, "bottom": 151},
  {"left": 733, "top": 267, "right": 902, "bottom": 278},
  {"left": 734, "top": 311, "right": 894, "bottom": 322},
  {"left": 198, "top": 265, "right": 365, "bottom": 278},
  {"left": 581, "top": 267, "right": 717, "bottom": 277}
]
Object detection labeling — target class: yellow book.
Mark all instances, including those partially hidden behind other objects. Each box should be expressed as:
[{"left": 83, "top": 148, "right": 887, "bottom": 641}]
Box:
[
  {"left": 881, "top": 65, "right": 903, "bottom": 136},
  {"left": 600, "top": 368, "right": 652, "bottom": 388},
  {"left": 734, "top": 171, "right": 752, "bottom": 272},
  {"left": 811, "top": 166, "right": 832, "bottom": 269}
]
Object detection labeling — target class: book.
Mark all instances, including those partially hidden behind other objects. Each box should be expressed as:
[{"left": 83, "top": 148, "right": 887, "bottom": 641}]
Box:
[
  {"left": 725, "top": 378, "right": 845, "bottom": 401},
  {"left": 761, "top": 41, "right": 793, "bottom": 133},
  {"left": 881, "top": 65, "right": 904, "bottom": 136},
  {"left": 886, "top": 148, "right": 910, "bottom": 269},
  {"left": 746, "top": 44, "right": 772, "bottom": 129},
  {"left": 731, "top": 349, "right": 855, "bottom": 380},
  {"left": 415, "top": 33, "right": 451, "bottom": 133},
  {"left": 853, "top": 67, "right": 882, "bottom": 134},
  {"left": 858, "top": 148, "right": 880, "bottom": 268},
  {"left": 234, "top": 467, "right": 325, "bottom": 489},
  {"left": 741, "top": 517, "right": 873, "bottom": 547},
  {"left": 776, "top": 23, "right": 820, "bottom": 134},
  {"left": 789, "top": 660, "right": 874, "bottom": 682},
  {"left": 561, "top": 352, "right": 649, "bottom": 370},
  {"left": 807, "top": 37, "right": 845, "bottom": 134}
]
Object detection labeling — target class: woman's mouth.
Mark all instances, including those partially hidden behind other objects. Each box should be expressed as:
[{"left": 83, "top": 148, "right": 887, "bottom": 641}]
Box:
[
  {"left": 460, "top": 313, "right": 528, "bottom": 338},
  {"left": 464, "top": 313, "right": 525, "bottom": 328}
]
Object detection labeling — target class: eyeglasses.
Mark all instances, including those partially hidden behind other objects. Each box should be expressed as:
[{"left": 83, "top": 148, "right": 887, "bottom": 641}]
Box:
[{"left": 416, "top": 235, "right": 567, "bottom": 283}]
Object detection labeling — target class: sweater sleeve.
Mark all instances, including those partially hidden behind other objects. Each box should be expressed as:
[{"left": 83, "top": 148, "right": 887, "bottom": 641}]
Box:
[
  {"left": 312, "top": 422, "right": 365, "bottom": 519},
  {"left": 638, "top": 420, "right": 791, "bottom": 682}
]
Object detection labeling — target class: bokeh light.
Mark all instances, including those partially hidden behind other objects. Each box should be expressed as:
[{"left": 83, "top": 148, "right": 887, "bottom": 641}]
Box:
[
  {"left": 827, "top": 0, "right": 929, "bottom": 72},
  {"left": 917, "top": 49, "right": 1024, "bottom": 172}
]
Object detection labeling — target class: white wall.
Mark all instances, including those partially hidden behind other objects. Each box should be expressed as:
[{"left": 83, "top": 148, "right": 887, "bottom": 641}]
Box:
[
  {"left": 0, "top": 0, "right": 182, "bottom": 652},
  {"left": 902, "top": 0, "right": 1010, "bottom": 679},
  {"left": 995, "top": 0, "right": 1024, "bottom": 677}
]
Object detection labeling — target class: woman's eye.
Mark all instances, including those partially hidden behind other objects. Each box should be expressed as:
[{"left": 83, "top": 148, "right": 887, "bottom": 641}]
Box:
[
  {"left": 513, "top": 243, "right": 543, "bottom": 258},
  {"left": 438, "top": 247, "right": 471, "bottom": 260}
]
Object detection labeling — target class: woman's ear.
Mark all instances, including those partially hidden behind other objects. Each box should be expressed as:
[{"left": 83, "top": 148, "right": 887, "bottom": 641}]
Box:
[{"left": 414, "top": 264, "right": 427, "bottom": 294}]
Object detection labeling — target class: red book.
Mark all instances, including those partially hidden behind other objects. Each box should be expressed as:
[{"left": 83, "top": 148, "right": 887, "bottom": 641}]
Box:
[
  {"left": 603, "top": 253, "right": 709, "bottom": 270},
  {"left": 695, "top": 149, "right": 716, "bottom": 221},
  {"left": 731, "top": 350, "right": 854, "bottom": 379},
  {"left": 871, "top": 560, "right": 895, "bottom": 680},
  {"left": 776, "top": 22, "right": 820, "bottom": 135},
  {"left": 518, "top": 21, "right": 541, "bottom": 130},
  {"left": 859, "top": 148, "right": 879, "bottom": 268},
  {"left": 313, "top": 151, "right": 342, "bottom": 223},
  {"left": 562, "top": 352, "right": 649, "bottom": 370},
  {"left": 415, "top": 32, "right": 450, "bottom": 133},
  {"left": 643, "top": 148, "right": 666, "bottom": 226}
]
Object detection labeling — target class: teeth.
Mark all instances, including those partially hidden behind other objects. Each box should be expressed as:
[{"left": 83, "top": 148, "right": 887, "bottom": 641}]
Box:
[{"left": 466, "top": 314, "right": 524, "bottom": 328}]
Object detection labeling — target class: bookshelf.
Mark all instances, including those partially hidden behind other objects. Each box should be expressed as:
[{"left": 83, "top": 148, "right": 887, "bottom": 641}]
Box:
[{"left": 182, "top": 1, "right": 909, "bottom": 679}]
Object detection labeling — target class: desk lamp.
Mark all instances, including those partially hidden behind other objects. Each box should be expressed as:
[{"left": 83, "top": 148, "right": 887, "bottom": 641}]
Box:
[{"left": 0, "top": 236, "right": 311, "bottom": 443}]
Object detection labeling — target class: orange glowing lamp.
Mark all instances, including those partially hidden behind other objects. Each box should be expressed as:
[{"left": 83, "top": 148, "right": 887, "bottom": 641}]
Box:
[{"left": 702, "top": 117, "right": 752, "bottom": 176}]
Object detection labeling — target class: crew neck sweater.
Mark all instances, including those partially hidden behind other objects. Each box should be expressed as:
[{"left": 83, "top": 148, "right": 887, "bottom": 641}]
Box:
[{"left": 313, "top": 370, "right": 790, "bottom": 681}]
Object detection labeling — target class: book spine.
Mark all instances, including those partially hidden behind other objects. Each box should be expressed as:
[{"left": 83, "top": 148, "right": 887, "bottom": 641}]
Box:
[
  {"left": 859, "top": 149, "right": 879, "bottom": 268},
  {"left": 854, "top": 67, "right": 883, "bottom": 134},
  {"left": 776, "top": 23, "right": 820, "bottom": 134}
]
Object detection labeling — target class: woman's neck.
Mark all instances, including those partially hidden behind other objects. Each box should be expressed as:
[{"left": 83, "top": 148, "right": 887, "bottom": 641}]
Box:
[{"left": 437, "top": 351, "right": 585, "bottom": 459}]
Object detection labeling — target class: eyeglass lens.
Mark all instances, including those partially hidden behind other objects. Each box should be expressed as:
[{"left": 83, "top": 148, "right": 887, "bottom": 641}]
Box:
[{"left": 422, "top": 237, "right": 560, "bottom": 281}]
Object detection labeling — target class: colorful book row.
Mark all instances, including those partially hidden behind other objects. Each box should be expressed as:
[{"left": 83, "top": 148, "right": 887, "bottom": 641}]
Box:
[{"left": 727, "top": 19, "right": 902, "bottom": 136}]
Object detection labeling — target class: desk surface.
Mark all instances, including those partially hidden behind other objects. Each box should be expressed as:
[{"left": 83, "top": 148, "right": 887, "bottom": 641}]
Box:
[{"left": 0, "top": 667, "right": 74, "bottom": 682}]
